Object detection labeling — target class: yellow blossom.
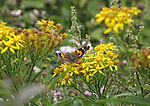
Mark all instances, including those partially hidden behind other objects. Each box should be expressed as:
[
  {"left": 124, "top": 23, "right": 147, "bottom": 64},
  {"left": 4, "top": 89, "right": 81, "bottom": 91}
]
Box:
[
  {"left": 80, "top": 67, "right": 97, "bottom": 82},
  {"left": 0, "top": 22, "right": 25, "bottom": 54},
  {"left": 104, "top": 20, "right": 119, "bottom": 34},
  {"left": 106, "top": 59, "right": 118, "bottom": 71},
  {"left": 22, "top": 20, "right": 67, "bottom": 52},
  {"left": 53, "top": 43, "right": 118, "bottom": 85},
  {"left": 36, "top": 19, "right": 47, "bottom": 26},
  {"left": 2, "top": 41, "right": 17, "bottom": 54},
  {"left": 129, "top": 7, "right": 141, "bottom": 15},
  {"left": 95, "top": 6, "right": 141, "bottom": 34},
  {"left": 61, "top": 74, "right": 72, "bottom": 86}
]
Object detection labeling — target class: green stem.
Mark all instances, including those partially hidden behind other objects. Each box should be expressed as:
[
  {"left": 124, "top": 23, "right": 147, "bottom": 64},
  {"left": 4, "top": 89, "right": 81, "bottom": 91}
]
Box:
[
  {"left": 102, "top": 78, "right": 108, "bottom": 95},
  {"left": 114, "top": 78, "right": 135, "bottom": 94},
  {"left": 84, "top": 78, "right": 97, "bottom": 96},
  {"left": 31, "top": 69, "right": 44, "bottom": 82},
  {"left": 106, "top": 0, "right": 110, "bottom": 7},
  {"left": 97, "top": 77, "right": 103, "bottom": 97},
  {"left": 72, "top": 84, "right": 97, "bottom": 104},
  {"left": 27, "top": 61, "right": 36, "bottom": 83},
  {"left": 7, "top": 71, "right": 19, "bottom": 92},
  {"left": 2, "top": 53, "right": 19, "bottom": 92},
  {"left": 135, "top": 70, "right": 144, "bottom": 94}
]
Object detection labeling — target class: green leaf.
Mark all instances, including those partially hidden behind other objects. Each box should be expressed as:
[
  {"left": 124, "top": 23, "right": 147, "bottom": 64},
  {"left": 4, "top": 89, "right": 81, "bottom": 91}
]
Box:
[
  {"left": 97, "top": 97, "right": 150, "bottom": 105},
  {"left": 24, "top": 0, "right": 47, "bottom": 8},
  {"left": 87, "top": 0, "right": 100, "bottom": 16},
  {"left": 90, "top": 28, "right": 103, "bottom": 40},
  {"left": 113, "top": 92, "right": 134, "bottom": 98},
  {"left": 54, "top": 98, "right": 74, "bottom": 106},
  {"left": 79, "top": 0, "right": 88, "bottom": 8}
]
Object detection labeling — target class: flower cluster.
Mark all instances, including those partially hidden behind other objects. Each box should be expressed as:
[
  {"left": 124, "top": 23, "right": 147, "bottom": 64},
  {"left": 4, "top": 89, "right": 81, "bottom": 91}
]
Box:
[
  {"left": 0, "top": 20, "right": 67, "bottom": 54},
  {"left": 0, "top": 22, "right": 24, "bottom": 54},
  {"left": 131, "top": 48, "right": 150, "bottom": 68},
  {"left": 53, "top": 43, "right": 118, "bottom": 86},
  {"left": 95, "top": 6, "right": 141, "bottom": 34},
  {"left": 22, "top": 20, "right": 67, "bottom": 52}
]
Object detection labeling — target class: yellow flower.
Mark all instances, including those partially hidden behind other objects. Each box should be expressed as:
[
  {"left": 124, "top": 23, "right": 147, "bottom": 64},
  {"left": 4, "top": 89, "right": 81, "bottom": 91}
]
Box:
[
  {"left": 36, "top": 19, "right": 47, "bottom": 26},
  {"left": 60, "top": 33, "right": 67, "bottom": 39},
  {"left": 90, "top": 63, "right": 105, "bottom": 75},
  {"left": 80, "top": 67, "right": 97, "bottom": 82},
  {"left": 22, "top": 20, "right": 66, "bottom": 52},
  {"left": 53, "top": 43, "right": 118, "bottom": 85},
  {"left": 61, "top": 73, "right": 72, "bottom": 86},
  {"left": 48, "top": 20, "right": 54, "bottom": 27},
  {"left": 104, "top": 20, "right": 119, "bottom": 34},
  {"left": 147, "top": 55, "right": 150, "bottom": 59},
  {"left": 95, "top": 13, "right": 105, "bottom": 24},
  {"left": 52, "top": 67, "right": 64, "bottom": 77},
  {"left": 129, "top": 7, "right": 141, "bottom": 15},
  {"left": 1, "top": 41, "right": 17, "bottom": 54},
  {"left": 70, "top": 66, "right": 80, "bottom": 74},
  {"left": 82, "top": 62, "right": 91, "bottom": 68},
  {"left": 106, "top": 59, "right": 118, "bottom": 71},
  {"left": 9, "top": 35, "right": 25, "bottom": 49},
  {"left": 0, "top": 22, "right": 25, "bottom": 54},
  {"left": 95, "top": 6, "right": 141, "bottom": 34}
]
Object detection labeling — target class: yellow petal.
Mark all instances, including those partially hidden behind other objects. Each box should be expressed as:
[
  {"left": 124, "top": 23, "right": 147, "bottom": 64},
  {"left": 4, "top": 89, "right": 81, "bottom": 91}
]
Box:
[
  {"left": 1, "top": 47, "right": 8, "bottom": 54},
  {"left": 113, "top": 26, "right": 119, "bottom": 34},
  {"left": 86, "top": 75, "right": 89, "bottom": 82},
  {"left": 9, "top": 48, "right": 15, "bottom": 54},
  {"left": 104, "top": 18, "right": 110, "bottom": 26},
  {"left": 95, "top": 14, "right": 101, "bottom": 18},
  {"left": 96, "top": 17, "right": 105, "bottom": 23},
  {"left": 104, "top": 28, "right": 112, "bottom": 34},
  {"left": 61, "top": 80, "right": 65, "bottom": 85},
  {"left": 99, "top": 70, "right": 104, "bottom": 75}
]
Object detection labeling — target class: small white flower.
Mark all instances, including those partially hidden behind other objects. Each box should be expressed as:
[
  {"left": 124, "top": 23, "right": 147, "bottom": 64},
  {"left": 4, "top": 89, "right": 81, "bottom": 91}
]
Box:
[
  {"left": 24, "top": 57, "right": 27, "bottom": 61},
  {"left": 33, "top": 66, "right": 41, "bottom": 73},
  {"left": 100, "top": 86, "right": 104, "bottom": 94}
]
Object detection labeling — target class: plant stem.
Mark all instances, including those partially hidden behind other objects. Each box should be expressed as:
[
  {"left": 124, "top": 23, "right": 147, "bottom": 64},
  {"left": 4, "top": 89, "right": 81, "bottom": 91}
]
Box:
[
  {"left": 72, "top": 84, "right": 96, "bottom": 104},
  {"left": 135, "top": 70, "right": 144, "bottom": 94},
  {"left": 2, "top": 53, "right": 19, "bottom": 92},
  {"left": 106, "top": 0, "right": 110, "bottom": 7},
  {"left": 27, "top": 62, "right": 36, "bottom": 83}
]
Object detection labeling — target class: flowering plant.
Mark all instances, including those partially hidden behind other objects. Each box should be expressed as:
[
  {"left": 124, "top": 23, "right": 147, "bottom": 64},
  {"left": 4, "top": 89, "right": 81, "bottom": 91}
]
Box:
[
  {"left": 53, "top": 43, "right": 118, "bottom": 86},
  {"left": 95, "top": 6, "right": 141, "bottom": 34},
  {"left": 0, "top": 1, "right": 150, "bottom": 106},
  {"left": 0, "top": 20, "right": 67, "bottom": 88}
]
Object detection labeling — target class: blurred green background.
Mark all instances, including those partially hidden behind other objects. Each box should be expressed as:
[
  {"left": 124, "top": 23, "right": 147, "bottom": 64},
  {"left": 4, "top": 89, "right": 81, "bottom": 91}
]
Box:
[
  {"left": 0, "top": 0, "right": 149, "bottom": 46},
  {"left": 0, "top": 1, "right": 150, "bottom": 105}
]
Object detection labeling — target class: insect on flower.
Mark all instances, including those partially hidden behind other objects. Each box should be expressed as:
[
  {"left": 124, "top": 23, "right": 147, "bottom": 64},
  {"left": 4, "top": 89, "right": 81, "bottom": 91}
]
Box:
[{"left": 55, "top": 46, "right": 90, "bottom": 64}]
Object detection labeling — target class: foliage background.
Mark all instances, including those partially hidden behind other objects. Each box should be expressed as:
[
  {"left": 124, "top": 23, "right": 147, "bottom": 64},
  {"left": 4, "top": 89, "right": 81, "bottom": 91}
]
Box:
[{"left": 0, "top": 0, "right": 150, "bottom": 105}]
